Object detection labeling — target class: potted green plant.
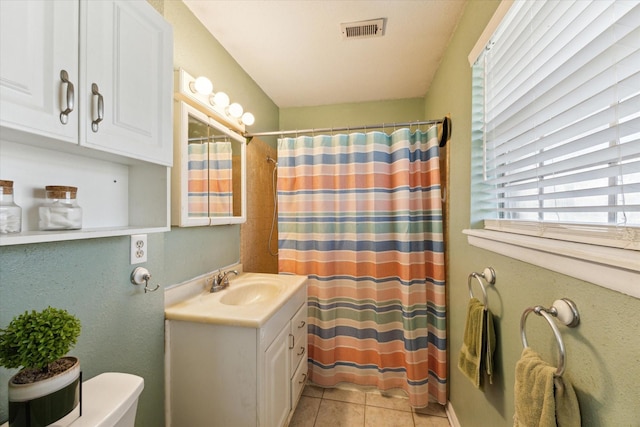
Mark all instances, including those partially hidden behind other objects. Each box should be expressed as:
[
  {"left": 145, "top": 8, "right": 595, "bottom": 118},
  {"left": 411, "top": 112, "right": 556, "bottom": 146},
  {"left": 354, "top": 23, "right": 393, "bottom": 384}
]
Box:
[{"left": 0, "top": 307, "right": 81, "bottom": 427}]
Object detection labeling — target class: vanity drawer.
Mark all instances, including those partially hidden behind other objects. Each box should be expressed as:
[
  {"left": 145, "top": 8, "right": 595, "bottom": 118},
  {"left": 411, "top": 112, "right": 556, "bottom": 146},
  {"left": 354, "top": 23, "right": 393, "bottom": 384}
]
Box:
[
  {"left": 289, "top": 304, "right": 308, "bottom": 371},
  {"left": 290, "top": 304, "right": 307, "bottom": 344},
  {"left": 291, "top": 355, "right": 308, "bottom": 404}
]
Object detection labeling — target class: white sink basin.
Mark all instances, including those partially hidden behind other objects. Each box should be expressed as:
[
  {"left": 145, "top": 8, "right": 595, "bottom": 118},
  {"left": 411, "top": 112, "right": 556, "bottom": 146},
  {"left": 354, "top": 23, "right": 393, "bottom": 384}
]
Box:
[
  {"left": 220, "top": 283, "right": 282, "bottom": 306},
  {"left": 165, "top": 272, "right": 307, "bottom": 327}
]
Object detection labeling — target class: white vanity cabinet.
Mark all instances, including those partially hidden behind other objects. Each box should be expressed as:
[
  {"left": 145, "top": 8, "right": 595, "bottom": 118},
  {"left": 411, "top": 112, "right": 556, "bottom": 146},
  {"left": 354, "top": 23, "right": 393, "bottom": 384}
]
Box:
[
  {"left": 0, "top": 0, "right": 173, "bottom": 165},
  {"left": 167, "top": 283, "right": 308, "bottom": 427},
  {"left": 0, "top": 0, "right": 173, "bottom": 245}
]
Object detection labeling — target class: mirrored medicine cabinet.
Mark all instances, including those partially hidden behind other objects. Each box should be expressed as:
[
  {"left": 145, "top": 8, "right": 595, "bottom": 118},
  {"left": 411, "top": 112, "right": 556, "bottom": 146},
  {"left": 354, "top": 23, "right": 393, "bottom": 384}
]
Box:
[{"left": 171, "top": 100, "right": 246, "bottom": 226}]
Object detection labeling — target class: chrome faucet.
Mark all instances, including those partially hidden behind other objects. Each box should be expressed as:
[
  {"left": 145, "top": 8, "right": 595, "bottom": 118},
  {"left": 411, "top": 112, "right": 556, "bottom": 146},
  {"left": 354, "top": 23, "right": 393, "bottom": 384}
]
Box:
[{"left": 209, "top": 269, "right": 239, "bottom": 293}]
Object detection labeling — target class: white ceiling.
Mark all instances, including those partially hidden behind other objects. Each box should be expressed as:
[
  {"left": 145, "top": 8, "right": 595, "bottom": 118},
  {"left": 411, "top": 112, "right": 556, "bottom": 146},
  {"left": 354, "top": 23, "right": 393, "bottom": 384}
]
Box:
[{"left": 183, "top": 0, "right": 467, "bottom": 108}]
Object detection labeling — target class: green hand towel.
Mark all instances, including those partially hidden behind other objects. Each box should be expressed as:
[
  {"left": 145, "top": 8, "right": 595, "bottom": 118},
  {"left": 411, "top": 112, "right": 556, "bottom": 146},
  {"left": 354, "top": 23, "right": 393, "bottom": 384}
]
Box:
[
  {"left": 513, "top": 347, "right": 581, "bottom": 427},
  {"left": 458, "top": 297, "right": 485, "bottom": 388},
  {"left": 484, "top": 308, "right": 496, "bottom": 385}
]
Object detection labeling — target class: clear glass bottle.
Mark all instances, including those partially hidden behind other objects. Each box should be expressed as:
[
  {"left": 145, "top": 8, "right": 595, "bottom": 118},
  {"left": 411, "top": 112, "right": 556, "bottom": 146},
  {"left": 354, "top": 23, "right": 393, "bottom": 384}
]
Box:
[
  {"left": 39, "top": 186, "right": 83, "bottom": 230},
  {"left": 0, "top": 180, "right": 22, "bottom": 234}
]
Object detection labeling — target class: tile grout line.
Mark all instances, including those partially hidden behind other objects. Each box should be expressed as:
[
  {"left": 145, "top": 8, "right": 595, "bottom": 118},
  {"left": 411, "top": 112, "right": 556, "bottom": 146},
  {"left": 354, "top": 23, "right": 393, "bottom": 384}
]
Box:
[{"left": 311, "top": 388, "right": 325, "bottom": 427}]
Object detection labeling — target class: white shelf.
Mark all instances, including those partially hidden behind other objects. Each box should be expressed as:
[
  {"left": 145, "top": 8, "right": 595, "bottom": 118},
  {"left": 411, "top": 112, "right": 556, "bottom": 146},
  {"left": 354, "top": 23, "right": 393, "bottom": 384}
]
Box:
[
  {"left": 0, "top": 226, "right": 169, "bottom": 246},
  {"left": 0, "top": 140, "right": 170, "bottom": 246}
]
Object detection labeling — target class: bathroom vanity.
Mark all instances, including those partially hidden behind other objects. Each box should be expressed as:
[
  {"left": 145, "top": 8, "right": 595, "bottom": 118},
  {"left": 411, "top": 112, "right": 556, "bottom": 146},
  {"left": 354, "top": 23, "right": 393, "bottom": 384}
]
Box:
[{"left": 165, "top": 272, "right": 308, "bottom": 427}]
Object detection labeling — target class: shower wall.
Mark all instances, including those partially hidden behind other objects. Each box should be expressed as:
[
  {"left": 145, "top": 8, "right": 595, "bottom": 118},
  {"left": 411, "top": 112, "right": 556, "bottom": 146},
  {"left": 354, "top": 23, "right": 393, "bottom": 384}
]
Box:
[{"left": 241, "top": 137, "right": 278, "bottom": 273}]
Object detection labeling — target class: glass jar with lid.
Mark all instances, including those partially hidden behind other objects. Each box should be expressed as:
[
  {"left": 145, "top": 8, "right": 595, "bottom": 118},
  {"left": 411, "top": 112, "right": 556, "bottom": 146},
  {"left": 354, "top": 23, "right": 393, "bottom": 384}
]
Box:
[
  {"left": 39, "top": 186, "right": 83, "bottom": 230},
  {"left": 0, "top": 180, "right": 22, "bottom": 234}
]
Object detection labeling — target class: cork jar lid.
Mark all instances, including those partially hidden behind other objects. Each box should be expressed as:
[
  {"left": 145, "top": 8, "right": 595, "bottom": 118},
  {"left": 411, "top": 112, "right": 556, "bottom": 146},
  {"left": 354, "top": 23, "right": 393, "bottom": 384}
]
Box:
[
  {"left": 0, "top": 180, "right": 14, "bottom": 194},
  {"left": 46, "top": 185, "right": 77, "bottom": 199}
]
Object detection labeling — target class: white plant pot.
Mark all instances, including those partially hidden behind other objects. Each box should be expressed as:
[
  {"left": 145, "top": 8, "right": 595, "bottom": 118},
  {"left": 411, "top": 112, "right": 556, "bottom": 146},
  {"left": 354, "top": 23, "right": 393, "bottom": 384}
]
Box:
[{"left": 8, "top": 357, "right": 80, "bottom": 427}]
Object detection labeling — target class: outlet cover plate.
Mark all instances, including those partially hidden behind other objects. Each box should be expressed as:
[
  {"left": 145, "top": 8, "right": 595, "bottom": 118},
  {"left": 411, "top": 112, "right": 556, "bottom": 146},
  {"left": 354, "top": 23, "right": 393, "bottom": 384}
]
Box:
[{"left": 130, "top": 234, "right": 147, "bottom": 264}]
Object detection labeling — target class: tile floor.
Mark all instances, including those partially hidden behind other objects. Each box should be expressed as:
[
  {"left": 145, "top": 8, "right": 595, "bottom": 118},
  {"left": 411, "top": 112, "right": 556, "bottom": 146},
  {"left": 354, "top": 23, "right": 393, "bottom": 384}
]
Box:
[{"left": 289, "top": 384, "right": 451, "bottom": 427}]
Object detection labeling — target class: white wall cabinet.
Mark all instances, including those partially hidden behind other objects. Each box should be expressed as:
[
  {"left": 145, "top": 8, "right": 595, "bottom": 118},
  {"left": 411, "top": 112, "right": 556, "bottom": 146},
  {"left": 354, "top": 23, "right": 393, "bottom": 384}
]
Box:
[
  {"left": 0, "top": 0, "right": 172, "bottom": 165},
  {"left": 0, "top": 0, "right": 80, "bottom": 145},
  {"left": 0, "top": 0, "right": 173, "bottom": 245},
  {"left": 167, "top": 284, "right": 308, "bottom": 427},
  {"left": 171, "top": 69, "right": 247, "bottom": 227},
  {"left": 81, "top": 0, "right": 173, "bottom": 165}
]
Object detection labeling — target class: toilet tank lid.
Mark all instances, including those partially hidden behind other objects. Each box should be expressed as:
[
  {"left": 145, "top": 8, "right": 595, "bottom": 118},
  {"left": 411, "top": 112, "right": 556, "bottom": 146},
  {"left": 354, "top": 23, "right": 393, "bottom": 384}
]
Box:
[{"left": 76, "top": 373, "right": 144, "bottom": 427}]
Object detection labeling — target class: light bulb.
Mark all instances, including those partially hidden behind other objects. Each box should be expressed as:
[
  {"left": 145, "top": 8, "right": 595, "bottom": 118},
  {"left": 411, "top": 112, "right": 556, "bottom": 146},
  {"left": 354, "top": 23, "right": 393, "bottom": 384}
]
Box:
[
  {"left": 189, "top": 76, "right": 213, "bottom": 95},
  {"left": 227, "top": 102, "right": 243, "bottom": 119},
  {"left": 241, "top": 112, "right": 255, "bottom": 126},
  {"left": 211, "top": 91, "right": 230, "bottom": 108}
]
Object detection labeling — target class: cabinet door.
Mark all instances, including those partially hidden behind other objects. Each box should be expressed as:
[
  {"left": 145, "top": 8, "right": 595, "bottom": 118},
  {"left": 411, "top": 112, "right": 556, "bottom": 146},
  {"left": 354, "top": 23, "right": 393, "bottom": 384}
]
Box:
[
  {"left": 81, "top": 0, "right": 173, "bottom": 166},
  {"left": 264, "top": 325, "right": 291, "bottom": 427},
  {"left": 0, "top": 0, "right": 78, "bottom": 144}
]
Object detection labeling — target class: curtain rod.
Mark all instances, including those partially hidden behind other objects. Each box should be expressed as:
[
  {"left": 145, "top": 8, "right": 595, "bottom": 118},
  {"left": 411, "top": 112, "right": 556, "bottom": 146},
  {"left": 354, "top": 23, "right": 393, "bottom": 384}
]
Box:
[{"left": 245, "top": 116, "right": 451, "bottom": 147}]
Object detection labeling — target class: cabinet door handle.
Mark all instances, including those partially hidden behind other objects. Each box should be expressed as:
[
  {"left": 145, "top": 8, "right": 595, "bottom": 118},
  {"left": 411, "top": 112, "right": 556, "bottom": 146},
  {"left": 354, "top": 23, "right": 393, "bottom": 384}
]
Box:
[
  {"left": 298, "top": 373, "right": 307, "bottom": 384},
  {"left": 297, "top": 346, "right": 305, "bottom": 356},
  {"left": 59, "top": 70, "right": 74, "bottom": 124},
  {"left": 91, "top": 83, "right": 104, "bottom": 132},
  {"left": 288, "top": 333, "right": 294, "bottom": 349},
  {"left": 298, "top": 320, "right": 306, "bottom": 329}
]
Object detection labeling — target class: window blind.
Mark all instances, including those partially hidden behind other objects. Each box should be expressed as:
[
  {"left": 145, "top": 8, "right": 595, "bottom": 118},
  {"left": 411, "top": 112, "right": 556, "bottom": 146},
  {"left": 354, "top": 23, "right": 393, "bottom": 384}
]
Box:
[{"left": 478, "top": 0, "right": 640, "bottom": 249}]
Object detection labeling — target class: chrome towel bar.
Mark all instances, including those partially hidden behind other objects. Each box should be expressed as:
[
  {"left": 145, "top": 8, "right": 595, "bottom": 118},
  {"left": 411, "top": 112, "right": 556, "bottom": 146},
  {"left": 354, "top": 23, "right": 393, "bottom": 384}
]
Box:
[{"left": 520, "top": 298, "right": 580, "bottom": 377}]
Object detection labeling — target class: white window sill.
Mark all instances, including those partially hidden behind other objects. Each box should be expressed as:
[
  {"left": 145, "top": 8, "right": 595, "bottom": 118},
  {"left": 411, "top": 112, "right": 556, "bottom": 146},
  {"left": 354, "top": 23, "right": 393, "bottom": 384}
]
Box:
[{"left": 463, "top": 229, "right": 640, "bottom": 299}]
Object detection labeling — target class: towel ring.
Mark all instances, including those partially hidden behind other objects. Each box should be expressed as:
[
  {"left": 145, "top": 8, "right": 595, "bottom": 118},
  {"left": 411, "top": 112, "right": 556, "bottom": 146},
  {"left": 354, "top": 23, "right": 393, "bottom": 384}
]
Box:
[
  {"left": 468, "top": 273, "right": 488, "bottom": 308},
  {"left": 467, "top": 267, "right": 495, "bottom": 310},
  {"left": 520, "top": 299, "right": 580, "bottom": 377},
  {"left": 521, "top": 306, "right": 566, "bottom": 377}
]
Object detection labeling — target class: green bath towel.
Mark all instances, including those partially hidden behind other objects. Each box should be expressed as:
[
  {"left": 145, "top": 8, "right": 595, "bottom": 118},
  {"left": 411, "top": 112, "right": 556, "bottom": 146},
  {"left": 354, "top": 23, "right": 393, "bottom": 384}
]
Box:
[
  {"left": 458, "top": 297, "right": 495, "bottom": 388},
  {"left": 513, "top": 347, "right": 581, "bottom": 427}
]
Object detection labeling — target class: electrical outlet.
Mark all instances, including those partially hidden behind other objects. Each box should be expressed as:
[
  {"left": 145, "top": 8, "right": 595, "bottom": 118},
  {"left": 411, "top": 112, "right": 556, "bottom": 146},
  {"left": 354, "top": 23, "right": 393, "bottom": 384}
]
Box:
[{"left": 130, "top": 234, "right": 147, "bottom": 264}]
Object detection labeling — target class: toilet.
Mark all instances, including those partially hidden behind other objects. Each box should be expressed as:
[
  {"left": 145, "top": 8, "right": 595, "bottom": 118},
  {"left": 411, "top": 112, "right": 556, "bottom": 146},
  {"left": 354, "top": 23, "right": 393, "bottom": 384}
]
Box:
[{"left": 2, "top": 372, "right": 144, "bottom": 427}]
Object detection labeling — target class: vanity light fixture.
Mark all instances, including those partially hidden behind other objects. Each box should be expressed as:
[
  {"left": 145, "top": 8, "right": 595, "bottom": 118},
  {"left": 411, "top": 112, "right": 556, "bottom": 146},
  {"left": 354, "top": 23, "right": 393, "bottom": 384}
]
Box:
[
  {"left": 227, "top": 102, "right": 244, "bottom": 119},
  {"left": 210, "top": 91, "right": 230, "bottom": 108},
  {"left": 189, "top": 76, "right": 213, "bottom": 95},
  {"left": 241, "top": 112, "right": 255, "bottom": 126},
  {"left": 179, "top": 69, "right": 256, "bottom": 130}
]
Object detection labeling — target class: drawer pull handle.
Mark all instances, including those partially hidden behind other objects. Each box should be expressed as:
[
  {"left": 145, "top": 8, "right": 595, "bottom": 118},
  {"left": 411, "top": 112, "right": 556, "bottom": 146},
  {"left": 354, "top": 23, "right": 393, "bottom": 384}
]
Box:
[
  {"left": 298, "top": 320, "right": 306, "bottom": 329},
  {"left": 91, "top": 83, "right": 104, "bottom": 132},
  {"left": 297, "top": 346, "right": 306, "bottom": 356},
  {"left": 59, "top": 70, "right": 74, "bottom": 124},
  {"left": 299, "top": 373, "right": 307, "bottom": 384}
]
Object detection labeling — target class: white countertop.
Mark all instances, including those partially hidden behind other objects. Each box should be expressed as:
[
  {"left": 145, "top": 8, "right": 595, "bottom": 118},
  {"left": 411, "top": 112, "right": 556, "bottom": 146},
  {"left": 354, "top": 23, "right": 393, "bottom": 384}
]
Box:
[{"left": 164, "top": 272, "right": 307, "bottom": 328}]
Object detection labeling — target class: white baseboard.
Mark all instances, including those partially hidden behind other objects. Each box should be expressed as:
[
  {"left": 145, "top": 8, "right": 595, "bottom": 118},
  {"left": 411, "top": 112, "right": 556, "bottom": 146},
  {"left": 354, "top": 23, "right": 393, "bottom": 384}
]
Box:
[{"left": 446, "top": 401, "right": 461, "bottom": 427}]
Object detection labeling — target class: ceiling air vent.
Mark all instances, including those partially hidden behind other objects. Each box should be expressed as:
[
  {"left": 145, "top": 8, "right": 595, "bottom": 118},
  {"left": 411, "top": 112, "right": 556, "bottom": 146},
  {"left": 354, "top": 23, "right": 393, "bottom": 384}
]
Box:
[{"left": 341, "top": 18, "right": 385, "bottom": 40}]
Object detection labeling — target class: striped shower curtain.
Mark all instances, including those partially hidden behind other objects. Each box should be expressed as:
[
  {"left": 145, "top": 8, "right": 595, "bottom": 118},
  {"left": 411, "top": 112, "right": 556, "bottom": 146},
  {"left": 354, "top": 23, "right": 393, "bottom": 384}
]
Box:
[
  {"left": 277, "top": 127, "right": 446, "bottom": 406},
  {"left": 188, "top": 141, "right": 233, "bottom": 217},
  {"left": 208, "top": 141, "right": 233, "bottom": 217}
]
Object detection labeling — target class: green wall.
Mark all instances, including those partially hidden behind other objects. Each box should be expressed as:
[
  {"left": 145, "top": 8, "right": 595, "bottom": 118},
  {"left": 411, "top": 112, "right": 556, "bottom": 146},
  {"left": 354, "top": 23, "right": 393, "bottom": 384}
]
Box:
[
  {"left": 280, "top": 98, "right": 425, "bottom": 132},
  {"left": 0, "top": 1, "right": 279, "bottom": 425},
  {"left": 424, "top": 1, "right": 640, "bottom": 425},
  {"left": 2, "top": 1, "right": 639, "bottom": 426}
]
